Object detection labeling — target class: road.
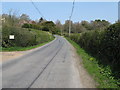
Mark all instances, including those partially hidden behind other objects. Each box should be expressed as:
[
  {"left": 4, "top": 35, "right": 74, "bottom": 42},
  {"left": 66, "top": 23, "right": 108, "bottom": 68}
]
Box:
[{"left": 2, "top": 35, "right": 95, "bottom": 88}]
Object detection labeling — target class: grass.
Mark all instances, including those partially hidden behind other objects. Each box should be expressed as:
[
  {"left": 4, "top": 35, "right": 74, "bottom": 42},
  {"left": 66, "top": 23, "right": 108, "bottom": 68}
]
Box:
[
  {"left": 66, "top": 37, "right": 119, "bottom": 88},
  {"left": 1, "top": 37, "right": 54, "bottom": 52},
  {"left": 1, "top": 27, "right": 55, "bottom": 51}
]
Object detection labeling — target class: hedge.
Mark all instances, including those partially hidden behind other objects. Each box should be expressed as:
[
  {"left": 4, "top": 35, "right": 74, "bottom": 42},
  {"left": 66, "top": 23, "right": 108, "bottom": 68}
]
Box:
[
  {"left": 2, "top": 25, "right": 53, "bottom": 47},
  {"left": 68, "top": 22, "right": 120, "bottom": 79}
]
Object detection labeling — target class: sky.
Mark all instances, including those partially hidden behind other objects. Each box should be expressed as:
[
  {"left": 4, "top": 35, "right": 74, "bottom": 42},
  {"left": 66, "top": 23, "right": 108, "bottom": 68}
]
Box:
[
  {"left": 118, "top": 1, "right": 120, "bottom": 20},
  {"left": 2, "top": 2, "right": 118, "bottom": 24}
]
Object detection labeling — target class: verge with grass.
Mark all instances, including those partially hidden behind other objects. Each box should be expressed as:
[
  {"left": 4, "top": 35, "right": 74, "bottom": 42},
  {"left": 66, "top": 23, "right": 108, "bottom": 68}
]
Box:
[
  {"left": 1, "top": 27, "right": 55, "bottom": 51},
  {"left": 1, "top": 37, "right": 54, "bottom": 51},
  {"left": 66, "top": 37, "right": 119, "bottom": 88}
]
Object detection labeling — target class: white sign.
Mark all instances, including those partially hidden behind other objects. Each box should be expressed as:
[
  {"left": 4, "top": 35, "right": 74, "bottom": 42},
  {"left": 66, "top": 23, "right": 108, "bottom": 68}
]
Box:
[{"left": 9, "top": 35, "right": 14, "bottom": 39}]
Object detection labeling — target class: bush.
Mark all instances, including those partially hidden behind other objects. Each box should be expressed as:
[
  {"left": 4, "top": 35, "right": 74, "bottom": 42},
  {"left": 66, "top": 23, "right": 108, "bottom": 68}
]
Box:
[
  {"left": 22, "top": 23, "right": 41, "bottom": 30},
  {"left": 41, "top": 21, "right": 60, "bottom": 34},
  {"left": 68, "top": 22, "right": 120, "bottom": 80},
  {"left": 2, "top": 25, "right": 53, "bottom": 47},
  {"left": 22, "top": 23, "right": 30, "bottom": 28},
  {"left": 102, "top": 23, "right": 120, "bottom": 72},
  {"left": 2, "top": 13, "right": 54, "bottom": 48}
]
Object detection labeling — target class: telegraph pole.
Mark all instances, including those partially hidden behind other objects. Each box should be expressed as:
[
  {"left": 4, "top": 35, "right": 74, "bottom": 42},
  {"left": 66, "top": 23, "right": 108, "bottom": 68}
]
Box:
[
  {"left": 69, "top": 17, "right": 71, "bottom": 36},
  {"left": 69, "top": 0, "right": 75, "bottom": 36}
]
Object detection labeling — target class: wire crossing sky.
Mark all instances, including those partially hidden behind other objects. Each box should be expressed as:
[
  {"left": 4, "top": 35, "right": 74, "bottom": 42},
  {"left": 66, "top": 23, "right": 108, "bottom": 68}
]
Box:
[
  {"left": 30, "top": 0, "right": 45, "bottom": 19},
  {"left": 69, "top": 0, "right": 75, "bottom": 36},
  {"left": 2, "top": 2, "right": 118, "bottom": 24},
  {"left": 69, "top": 0, "right": 75, "bottom": 20}
]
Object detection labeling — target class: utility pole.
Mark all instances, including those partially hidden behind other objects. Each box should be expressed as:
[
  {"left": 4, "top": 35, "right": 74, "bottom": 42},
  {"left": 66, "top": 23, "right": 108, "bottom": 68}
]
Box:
[
  {"left": 69, "top": 0, "right": 75, "bottom": 36},
  {"left": 69, "top": 17, "right": 71, "bottom": 36}
]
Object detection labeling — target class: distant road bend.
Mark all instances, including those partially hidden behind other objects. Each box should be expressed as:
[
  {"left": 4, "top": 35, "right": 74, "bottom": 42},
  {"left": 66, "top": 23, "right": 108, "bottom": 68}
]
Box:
[{"left": 2, "top": 35, "right": 95, "bottom": 88}]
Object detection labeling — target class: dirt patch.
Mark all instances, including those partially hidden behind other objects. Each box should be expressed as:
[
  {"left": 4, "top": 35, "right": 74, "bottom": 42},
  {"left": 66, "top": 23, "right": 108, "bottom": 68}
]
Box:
[
  {"left": 0, "top": 51, "right": 27, "bottom": 62},
  {"left": 69, "top": 43, "right": 97, "bottom": 88},
  {"left": 0, "top": 38, "right": 56, "bottom": 63},
  {"left": 0, "top": 46, "right": 41, "bottom": 62}
]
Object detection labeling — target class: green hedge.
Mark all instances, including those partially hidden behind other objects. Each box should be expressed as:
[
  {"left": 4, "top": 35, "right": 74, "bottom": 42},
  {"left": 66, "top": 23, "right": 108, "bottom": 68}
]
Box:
[
  {"left": 22, "top": 23, "right": 42, "bottom": 30},
  {"left": 2, "top": 25, "right": 54, "bottom": 47},
  {"left": 68, "top": 22, "right": 120, "bottom": 79}
]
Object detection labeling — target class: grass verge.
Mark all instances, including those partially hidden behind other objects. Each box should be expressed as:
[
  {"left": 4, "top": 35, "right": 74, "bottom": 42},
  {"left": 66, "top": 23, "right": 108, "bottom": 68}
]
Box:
[
  {"left": 1, "top": 37, "right": 55, "bottom": 52},
  {"left": 66, "top": 37, "right": 119, "bottom": 88}
]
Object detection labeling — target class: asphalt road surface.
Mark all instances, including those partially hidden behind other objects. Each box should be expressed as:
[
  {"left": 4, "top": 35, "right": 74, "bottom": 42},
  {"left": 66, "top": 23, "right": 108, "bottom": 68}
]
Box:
[{"left": 2, "top": 35, "right": 94, "bottom": 88}]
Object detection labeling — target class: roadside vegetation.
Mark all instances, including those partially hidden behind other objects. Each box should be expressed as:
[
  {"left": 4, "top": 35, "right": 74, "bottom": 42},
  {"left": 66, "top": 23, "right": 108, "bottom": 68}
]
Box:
[
  {"left": 1, "top": 10, "right": 120, "bottom": 88},
  {"left": 57, "top": 19, "right": 119, "bottom": 88},
  {"left": 22, "top": 19, "right": 61, "bottom": 35},
  {"left": 1, "top": 12, "right": 59, "bottom": 51},
  {"left": 1, "top": 27, "right": 54, "bottom": 51},
  {"left": 65, "top": 22, "right": 120, "bottom": 88},
  {"left": 1, "top": 40, "right": 53, "bottom": 51},
  {"left": 67, "top": 38, "right": 119, "bottom": 88}
]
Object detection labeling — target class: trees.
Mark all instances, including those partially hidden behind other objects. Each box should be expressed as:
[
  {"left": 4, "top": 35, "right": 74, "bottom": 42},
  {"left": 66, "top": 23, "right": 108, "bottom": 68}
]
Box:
[
  {"left": 62, "top": 19, "right": 111, "bottom": 34},
  {"left": 68, "top": 22, "right": 120, "bottom": 80},
  {"left": 2, "top": 12, "right": 19, "bottom": 27},
  {"left": 22, "top": 23, "right": 30, "bottom": 28},
  {"left": 81, "top": 21, "right": 92, "bottom": 30},
  {"left": 2, "top": 13, "right": 54, "bottom": 48},
  {"left": 63, "top": 20, "right": 87, "bottom": 34},
  {"left": 55, "top": 20, "right": 62, "bottom": 29},
  {"left": 39, "top": 17, "right": 44, "bottom": 23},
  {"left": 41, "top": 21, "right": 59, "bottom": 34},
  {"left": 38, "top": 17, "right": 46, "bottom": 24},
  {"left": 55, "top": 20, "right": 63, "bottom": 35},
  {"left": 72, "top": 22, "right": 87, "bottom": 33},
  {"left": 20, "top": 14, "right": 30, "bottom": 21},
  {"left": 22, "top": 23, "right": 41, "bottom": 30},
  {"left": 90, "top": 19, "right": 110, "bottom": 30},
  {"left": 63, "top": 20, "right": 70, "bottom": 33}
]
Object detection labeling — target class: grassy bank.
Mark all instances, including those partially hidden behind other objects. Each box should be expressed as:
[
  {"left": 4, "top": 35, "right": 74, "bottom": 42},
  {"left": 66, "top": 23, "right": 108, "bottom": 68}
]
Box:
[
  {"left": 66, "top": 37, "right": 119, "bottom": 88},
  {"left": 1, "top": 37, "right": 54, "bottom": 51},
  {"left": 2, "top": 26, "right": 54, "bottom": 47},
  {"left": 1, "top": 27, "right": 55, "bottom": 51}
]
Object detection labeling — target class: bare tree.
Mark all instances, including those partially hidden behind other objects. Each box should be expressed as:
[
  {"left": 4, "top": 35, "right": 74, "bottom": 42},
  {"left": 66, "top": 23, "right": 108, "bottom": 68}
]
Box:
[
  {"left": 20, "top": 14, "right": 30, "bottom": 21},
  {"left": 55, "top": 20, "right": 63, "bottom": 35}
]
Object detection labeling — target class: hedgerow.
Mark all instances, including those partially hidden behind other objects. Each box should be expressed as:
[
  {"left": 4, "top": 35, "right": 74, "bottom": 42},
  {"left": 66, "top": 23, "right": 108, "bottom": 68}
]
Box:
[
  {"left": 68, "top": 22, "right": 120, "bottom": 82},
  {"left": 2, "top": 25, "right": 53, "bottom": 47}
]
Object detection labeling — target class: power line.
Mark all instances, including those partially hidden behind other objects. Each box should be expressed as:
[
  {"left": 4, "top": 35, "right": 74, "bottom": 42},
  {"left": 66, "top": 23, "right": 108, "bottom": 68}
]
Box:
[
  {"left": 69, "top": 0, "right": 75, "bottom": 20},
  {"left": 69, "top": 0, "right": 75, "bottom": 36},
  {"left": 30, "top": 0, "right": 45, "bottom": 19}
]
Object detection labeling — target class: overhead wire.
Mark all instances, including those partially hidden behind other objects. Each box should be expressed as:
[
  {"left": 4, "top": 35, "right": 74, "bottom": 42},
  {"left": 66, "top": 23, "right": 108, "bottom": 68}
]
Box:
[
  {"left": 69, "top": 0, "right": 75, "bottom": 36},
  {"left": 30, "top": 0, "right": 45, "bottom": 19},
  {"left": 69, "top": 0, "right": 75, "bottom": 20}
]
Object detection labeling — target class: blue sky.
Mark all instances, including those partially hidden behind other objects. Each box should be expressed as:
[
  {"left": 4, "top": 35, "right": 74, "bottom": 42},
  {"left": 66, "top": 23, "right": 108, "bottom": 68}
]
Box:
[
  {"left": 2, "top": 2, "right": 118, "bottom": 24},
  {"left": 118, "top": 1, "right": 120, "bottom": 20}
]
